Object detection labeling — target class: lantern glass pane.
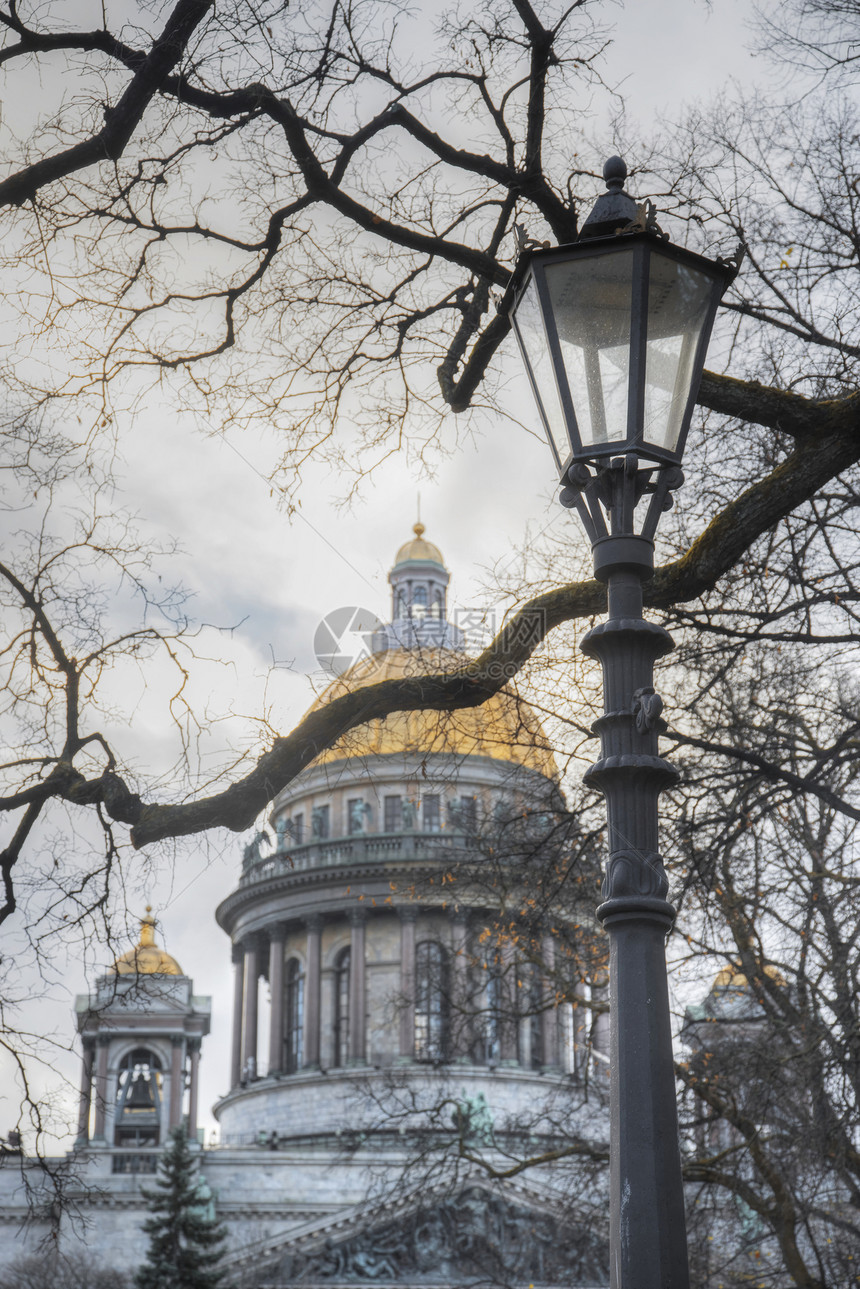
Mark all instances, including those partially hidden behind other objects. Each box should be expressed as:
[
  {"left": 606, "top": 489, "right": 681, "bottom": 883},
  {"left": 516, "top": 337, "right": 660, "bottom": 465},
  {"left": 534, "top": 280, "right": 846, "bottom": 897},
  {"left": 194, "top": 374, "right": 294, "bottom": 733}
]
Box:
[
  {"left": 643, "top": 255, "right": 716, "bottom": 452},
  {"left": 511, "top": 277, "right": 569, "bottom": 470},
  {"left": 544, "top": 250, "right": 635, "bottom": 448}
]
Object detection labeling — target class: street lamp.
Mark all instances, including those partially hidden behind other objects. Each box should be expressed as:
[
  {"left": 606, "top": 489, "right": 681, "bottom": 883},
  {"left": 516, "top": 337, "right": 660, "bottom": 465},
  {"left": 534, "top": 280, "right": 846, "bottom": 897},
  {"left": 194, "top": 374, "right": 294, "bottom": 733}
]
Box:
[{"left": 506, "top": 158, "right": 739, "bottom": 1289}]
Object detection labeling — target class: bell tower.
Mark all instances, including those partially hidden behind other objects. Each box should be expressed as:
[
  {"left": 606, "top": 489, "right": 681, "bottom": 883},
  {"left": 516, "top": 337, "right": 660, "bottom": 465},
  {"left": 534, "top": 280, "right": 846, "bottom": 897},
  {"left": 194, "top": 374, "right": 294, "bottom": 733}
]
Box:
[{"left": 74, "top": 910, "right": 211, "bottom": 1165}]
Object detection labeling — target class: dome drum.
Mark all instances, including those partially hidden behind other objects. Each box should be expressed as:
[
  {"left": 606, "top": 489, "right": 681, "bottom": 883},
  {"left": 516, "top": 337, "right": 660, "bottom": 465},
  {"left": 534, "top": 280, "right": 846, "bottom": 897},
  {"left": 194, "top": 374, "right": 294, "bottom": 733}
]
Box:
[
  {"left": 214, "top": 1062, "right": 576, "bottom": 1146},
  {"left": 218, "top": 897, "right": 598, "bottom": 1132}
]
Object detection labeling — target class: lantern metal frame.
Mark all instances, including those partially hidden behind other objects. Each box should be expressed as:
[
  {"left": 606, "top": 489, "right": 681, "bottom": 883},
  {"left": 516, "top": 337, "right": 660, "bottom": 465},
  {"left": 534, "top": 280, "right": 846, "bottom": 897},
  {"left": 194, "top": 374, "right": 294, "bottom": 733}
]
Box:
[{"left": 507, "top": 228, "right": 737, "bottom": 481}]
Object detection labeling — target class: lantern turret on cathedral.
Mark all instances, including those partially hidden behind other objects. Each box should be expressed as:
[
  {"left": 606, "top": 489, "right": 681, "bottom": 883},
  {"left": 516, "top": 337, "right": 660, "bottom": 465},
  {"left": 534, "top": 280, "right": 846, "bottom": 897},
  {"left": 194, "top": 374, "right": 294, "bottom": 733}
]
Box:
[{"left": 371, "top": 523, "right": 465, "bottom": 652}]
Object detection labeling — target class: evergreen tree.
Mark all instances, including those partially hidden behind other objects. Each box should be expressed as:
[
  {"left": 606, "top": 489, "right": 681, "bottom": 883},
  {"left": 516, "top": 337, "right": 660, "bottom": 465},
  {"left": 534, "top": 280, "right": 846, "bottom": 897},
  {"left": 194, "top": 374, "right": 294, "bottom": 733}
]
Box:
[{"left": 136, "top": 1126, "right": 228, "bottom": 1289}]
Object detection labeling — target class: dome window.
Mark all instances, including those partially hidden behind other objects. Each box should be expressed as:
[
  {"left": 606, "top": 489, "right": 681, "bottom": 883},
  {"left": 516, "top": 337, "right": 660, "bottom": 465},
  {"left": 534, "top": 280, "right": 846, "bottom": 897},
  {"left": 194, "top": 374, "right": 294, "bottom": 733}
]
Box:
[
  {"left": 384, "top": 795, "right": 402, "bottom": 833},
  {"left": 518, "top": 964, "right": 544, "bottom": 1070},
  {"left": 333, "top": 947, "right": 351, "bottom": 1067},
  {"left": 422, "top": 795, "right": 440, "bottom": 833},
  {"left": 414, "top": 942, "right": 449, "bottom": 1062},
  {"left": 448, "top": 795, "right": 478, "bottom": 836},
  {"left": 284, "top": 960, "right": 305, "bottom": 1073}
]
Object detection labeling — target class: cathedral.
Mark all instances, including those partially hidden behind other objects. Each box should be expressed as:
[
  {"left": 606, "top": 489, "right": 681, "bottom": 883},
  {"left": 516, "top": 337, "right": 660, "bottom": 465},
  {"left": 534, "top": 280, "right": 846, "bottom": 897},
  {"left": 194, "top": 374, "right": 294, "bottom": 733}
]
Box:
[{"left": 0, "top": 526, "right": 614, "bottom": 1287}]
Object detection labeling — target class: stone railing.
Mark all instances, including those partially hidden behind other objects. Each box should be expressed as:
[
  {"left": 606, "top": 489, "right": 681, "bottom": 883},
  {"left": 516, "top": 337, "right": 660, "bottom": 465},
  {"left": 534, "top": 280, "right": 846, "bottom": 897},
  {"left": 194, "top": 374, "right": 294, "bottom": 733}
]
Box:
[
  {"left": 111, "top": 1150, "right": 160, "bottom": 1174},
  {"left": 239, "top": 831, "right": 468, "bottom": 887}
]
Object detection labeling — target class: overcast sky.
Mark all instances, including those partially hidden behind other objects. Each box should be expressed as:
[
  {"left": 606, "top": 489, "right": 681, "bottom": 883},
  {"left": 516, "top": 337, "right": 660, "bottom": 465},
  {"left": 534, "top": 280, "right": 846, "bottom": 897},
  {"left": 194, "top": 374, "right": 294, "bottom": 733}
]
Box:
[{"left": 1, "top": 0, "right": 776, "bottom": 1151}]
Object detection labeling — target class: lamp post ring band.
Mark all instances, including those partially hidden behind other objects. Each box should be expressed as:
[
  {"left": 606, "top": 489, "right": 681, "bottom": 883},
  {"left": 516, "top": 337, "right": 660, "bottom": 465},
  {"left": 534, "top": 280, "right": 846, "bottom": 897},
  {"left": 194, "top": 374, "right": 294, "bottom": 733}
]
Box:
[{"left": 596, "top": 897, "right": 677, "bottom": 930}]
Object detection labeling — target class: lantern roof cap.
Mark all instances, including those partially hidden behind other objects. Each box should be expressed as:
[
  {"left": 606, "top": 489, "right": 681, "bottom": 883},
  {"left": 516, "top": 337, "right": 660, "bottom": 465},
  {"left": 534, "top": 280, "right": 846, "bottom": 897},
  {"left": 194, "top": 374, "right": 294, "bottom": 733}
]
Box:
[{"left": 579, "top": 156, "right": 640, "bottom": 239}]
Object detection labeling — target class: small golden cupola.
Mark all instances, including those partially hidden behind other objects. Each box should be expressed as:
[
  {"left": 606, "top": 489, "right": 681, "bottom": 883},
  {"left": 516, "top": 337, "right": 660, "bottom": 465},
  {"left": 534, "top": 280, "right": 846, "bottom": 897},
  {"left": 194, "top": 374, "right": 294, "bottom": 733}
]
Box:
[
  {"left": 111, "top": 907, "right": 184, "bottom": 976},
  {"left": 392, "top": 521, "right": 446, "bottom": 569}
]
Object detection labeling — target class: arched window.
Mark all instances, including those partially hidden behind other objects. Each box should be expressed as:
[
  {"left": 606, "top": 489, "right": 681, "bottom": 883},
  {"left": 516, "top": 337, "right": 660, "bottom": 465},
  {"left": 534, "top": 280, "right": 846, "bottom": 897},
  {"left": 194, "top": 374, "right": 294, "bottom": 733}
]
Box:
[
  {"left": 334, "top": 947, "right": 351, "bottom": 1067},
  {"left": 415, "top": 942, "right": 449, "bottom": 1061},
  {"left": 412, "top": 584, "right": 428, "bottom": 607},
  {"left": 284, "top": 959, "right": 305, "bottom": 1073},
  {"left": 115, "top": 1048, "right": 162, "bottom": 1147}
]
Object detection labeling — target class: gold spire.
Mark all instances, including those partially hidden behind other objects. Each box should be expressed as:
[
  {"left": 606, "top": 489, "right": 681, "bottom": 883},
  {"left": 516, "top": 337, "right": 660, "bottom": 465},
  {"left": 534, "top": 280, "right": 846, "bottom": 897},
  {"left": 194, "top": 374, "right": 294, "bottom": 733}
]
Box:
[
  {"left": 139, "top": 905, "right": 157, "bottom": 948},
  {"left": 111, "top": 907, "right": 184, "bottom": 976}
]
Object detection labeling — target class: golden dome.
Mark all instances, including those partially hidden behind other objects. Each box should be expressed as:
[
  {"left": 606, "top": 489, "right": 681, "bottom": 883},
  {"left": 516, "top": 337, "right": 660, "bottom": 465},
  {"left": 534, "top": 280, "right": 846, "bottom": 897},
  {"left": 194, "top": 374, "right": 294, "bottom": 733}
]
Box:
[
  {"left": 306, "top": 648, "right": 557, "bottom": 779},
  {"left": 111, "top": 908, "right": 183, "bottom": 976},
  {"left": 393, "top": 523, "right": 446, "bottom": 569},
  {"left": 713, "top": 961, "right": 785, "bottom": 990}
]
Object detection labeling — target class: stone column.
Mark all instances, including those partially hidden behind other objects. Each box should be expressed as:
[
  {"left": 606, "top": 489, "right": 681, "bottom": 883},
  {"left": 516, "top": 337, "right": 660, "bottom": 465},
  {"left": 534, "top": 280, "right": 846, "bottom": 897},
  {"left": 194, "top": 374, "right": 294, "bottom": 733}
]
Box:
[
  {"left": 541, "top": 931, "right": 560, "bottom": 1070},
  {"left": 592, "top": 975, "right": 610, "bottom": 1060},
  {"left": 572, "top": 979, "right": 589, "bottom": 1075},
  {"left": 230, "top": 943, "right": 244, "bottom": 1088},
  {"left": 499, "top": 937, "right": 518, "bottom": 1066},
  {"left": 304, "top": 916, "right": 322, "bottom": 1069},
  {"left": 169, "top": 1036, "right": 185, "bottom": 1130},
  {"left": 450, "top": 910, "right": 470, "bottom": 1061},
  {"left": 241, "top": 938, "right": 260, "bottom": 1081},
  {"left": 267, "top": 924, "right": 287, "bottom": 1075},
  {"left": 92, "top": 1035, "right": 110, "bottom": 1141},
  {"left": 348, "top": 910, "right": 367, "bottom": 1065},
  {"left": 398, "top": 908, "right": 417, "bottom": 1061},
  {"left": 187, "top": 1040, "right": 201, "bottom": 1144},
  {"left": 75, "top": 1039, "right": 95, "bottom": 1144}
]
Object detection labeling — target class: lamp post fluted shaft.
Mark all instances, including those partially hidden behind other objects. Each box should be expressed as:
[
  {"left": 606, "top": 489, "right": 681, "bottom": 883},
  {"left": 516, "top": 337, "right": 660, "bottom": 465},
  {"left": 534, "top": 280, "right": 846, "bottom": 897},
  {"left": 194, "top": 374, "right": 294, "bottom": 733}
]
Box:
[{"left": 581, "top": 514, "right": 689, "bottom": 1288}]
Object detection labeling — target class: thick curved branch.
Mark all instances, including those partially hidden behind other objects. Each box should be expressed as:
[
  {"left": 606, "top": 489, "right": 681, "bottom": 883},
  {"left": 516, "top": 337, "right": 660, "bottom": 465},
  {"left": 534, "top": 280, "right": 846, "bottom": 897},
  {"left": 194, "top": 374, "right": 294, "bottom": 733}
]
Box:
[
  {"left": 123, "top": 393, "right": 859, "bottom": 847},
  {"left": 696, "top": 370, "right": 860, "bottom": 439}
]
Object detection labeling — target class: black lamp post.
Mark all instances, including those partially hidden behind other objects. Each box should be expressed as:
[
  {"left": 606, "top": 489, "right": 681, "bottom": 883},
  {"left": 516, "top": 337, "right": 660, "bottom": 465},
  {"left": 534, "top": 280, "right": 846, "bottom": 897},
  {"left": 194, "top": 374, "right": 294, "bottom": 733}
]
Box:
[{"left": 506, "top": 158, "right": 739, "bottom": 1289}]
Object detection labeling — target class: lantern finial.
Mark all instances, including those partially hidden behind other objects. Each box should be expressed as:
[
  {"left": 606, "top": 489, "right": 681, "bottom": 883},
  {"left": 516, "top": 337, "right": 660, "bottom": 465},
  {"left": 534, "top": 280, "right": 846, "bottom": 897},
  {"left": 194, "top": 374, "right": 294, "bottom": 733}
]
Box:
[{"left": 603, "top": 156, "right": 627, "bottom": 191}]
